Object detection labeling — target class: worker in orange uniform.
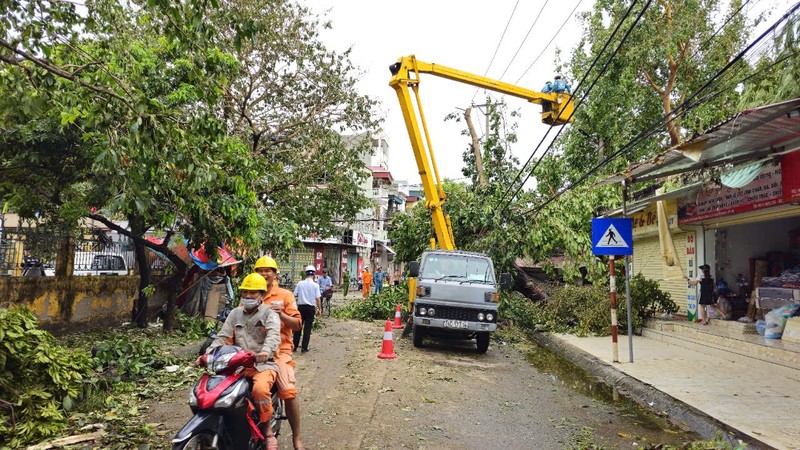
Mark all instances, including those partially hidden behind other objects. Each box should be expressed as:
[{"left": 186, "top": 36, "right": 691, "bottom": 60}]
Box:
[
  {"left": 254, "top": 256, "right": 306, "bottom": 450},
  {"left": 200, "top": 273, "right": 281, "bottom": 450},
  {"left": 361, "top": 266, "right": 372, "bottom": 298}
]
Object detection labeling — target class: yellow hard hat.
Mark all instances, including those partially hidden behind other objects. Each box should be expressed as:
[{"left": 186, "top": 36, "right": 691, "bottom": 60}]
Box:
[
  {"left": 239, "top": 273, "right": 268, "bottom": 291},
  {"left": 254, "top": 255, "right": 279, "bottom": 271}
]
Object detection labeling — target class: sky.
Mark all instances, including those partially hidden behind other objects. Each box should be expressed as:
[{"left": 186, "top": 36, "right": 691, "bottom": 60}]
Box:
[
  {"left": 305, "top": 0, "right": 793, "bottom": 186},
  {"left": 306, "top": 0, "right": 592, "bottom": 185}
]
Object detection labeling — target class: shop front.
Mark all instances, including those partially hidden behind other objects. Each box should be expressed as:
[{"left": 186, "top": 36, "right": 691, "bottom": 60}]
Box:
[
  {"left": 676, "top": 154, "right": 800, "bottom": 320},
  {"left": 629, "top": 199, "right": 700, "bottom": 315},
  {"left": 606, "top": 99, "right": 800, "bottom": 322}
]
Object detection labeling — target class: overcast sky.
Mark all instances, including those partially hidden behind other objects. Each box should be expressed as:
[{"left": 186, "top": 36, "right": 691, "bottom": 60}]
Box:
[{"left": 305, "top": 0, "right": 792, "bottom": 186}]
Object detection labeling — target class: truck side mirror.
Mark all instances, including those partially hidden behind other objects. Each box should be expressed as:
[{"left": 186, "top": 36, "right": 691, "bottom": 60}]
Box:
[
  {"left": 409, "top": 261, "right": 420, "bottom": 278},
  {"left": 500, "top": 273, "right": 511, "bottom": 291}
]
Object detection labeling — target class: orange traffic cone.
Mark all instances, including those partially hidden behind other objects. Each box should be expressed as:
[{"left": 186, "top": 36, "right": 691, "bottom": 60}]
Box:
[
  {"left": 378, "top": 319, "right": 397, "bottom": 359},
  {"left": 392, "top": 304, "right": 403, "bottom": 329}
]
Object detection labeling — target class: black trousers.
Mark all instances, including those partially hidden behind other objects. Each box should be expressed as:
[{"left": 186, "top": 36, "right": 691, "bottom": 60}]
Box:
[{"left": 293, "top": 304, "right": 316, "bottom": 351}]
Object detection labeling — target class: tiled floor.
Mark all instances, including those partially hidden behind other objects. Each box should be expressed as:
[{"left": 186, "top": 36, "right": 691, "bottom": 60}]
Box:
[{"left": 555, "top": 332, "right": 800, "bottom": 450}]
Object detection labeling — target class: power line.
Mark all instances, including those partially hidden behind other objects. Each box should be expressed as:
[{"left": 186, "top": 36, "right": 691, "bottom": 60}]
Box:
[
  {"left": 498, "top": 0, "right": 550, "bottom": 80},
  {"left": 514, "top": 0, "right": 585, "bottom": 84},
  {"left": 521, "top": 3, "right": 800, "bottom": 218},
  {"left": 472, "top": 0, "right": 522, "bottom": 104},
  {"left": 483, "top": 0, "right": 521, "bottom": 77},
  {"left": 495, "top": 0, "right": 647, "bottom": 212}
]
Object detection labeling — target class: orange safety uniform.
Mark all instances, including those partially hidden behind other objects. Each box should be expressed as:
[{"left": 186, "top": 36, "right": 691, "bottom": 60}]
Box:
[
  {"left": 264, "top": 284, "right": 302, "bottom": 400},
  {"left": 362, "top": 270, "right": 372, "bottom": 298}
]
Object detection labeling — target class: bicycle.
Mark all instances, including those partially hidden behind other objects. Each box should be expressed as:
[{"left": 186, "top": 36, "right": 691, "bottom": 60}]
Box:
[{"left": 321, "top": 288, "right": 333, "bottom": 317}]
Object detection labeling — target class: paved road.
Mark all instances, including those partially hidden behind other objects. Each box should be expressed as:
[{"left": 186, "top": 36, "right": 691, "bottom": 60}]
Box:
[{"left": 151, "top": 314, "right": 697, "bottom": 449}]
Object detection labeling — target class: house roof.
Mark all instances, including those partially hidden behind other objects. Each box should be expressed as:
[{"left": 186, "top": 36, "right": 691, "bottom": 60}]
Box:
[
  {"left": 601, "top": 98, "right": 800, "bottom": 185},
  {"left": 368, "top": 166, "right": 394, "bottom": 183}
]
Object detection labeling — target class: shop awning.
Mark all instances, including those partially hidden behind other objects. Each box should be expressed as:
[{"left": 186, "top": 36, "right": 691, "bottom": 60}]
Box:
[
  {"left": 600, "top": 98, "right": 800, "bottom": 186},
  {"left": 376, "top": 241, "right": 396, "bottom": 255}
]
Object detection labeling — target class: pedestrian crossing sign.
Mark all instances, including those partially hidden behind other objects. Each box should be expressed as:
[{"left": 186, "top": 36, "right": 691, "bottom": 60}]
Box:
[{"left": 591, "top": 218, "right": 633, "bottom": 256}]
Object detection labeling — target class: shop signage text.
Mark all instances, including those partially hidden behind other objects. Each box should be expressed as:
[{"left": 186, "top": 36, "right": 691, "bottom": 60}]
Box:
[
  {"left": 352, "top": 230, "right": 373, "bottom": 249},
  {"left": 679, "top": 164, "right": 784, "bottom": 224},
  {"left": 631, "top": 200, "right": 678, "bottom": 237}
]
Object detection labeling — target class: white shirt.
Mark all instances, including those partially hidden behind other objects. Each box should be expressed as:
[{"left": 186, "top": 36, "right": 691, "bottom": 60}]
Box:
[{"left": 294, "top": 278, "right": 321, "bottom": 306}]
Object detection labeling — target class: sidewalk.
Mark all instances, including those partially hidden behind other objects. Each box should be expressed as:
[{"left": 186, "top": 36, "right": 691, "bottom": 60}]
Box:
[{"left": 536, "top": 327, "right": 800, "bottom": 450}]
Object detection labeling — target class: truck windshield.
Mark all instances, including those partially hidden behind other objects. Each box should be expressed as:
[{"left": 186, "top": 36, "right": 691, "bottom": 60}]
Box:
[{"left": 421, "top": 254, "right": 494, "bottom": 283}]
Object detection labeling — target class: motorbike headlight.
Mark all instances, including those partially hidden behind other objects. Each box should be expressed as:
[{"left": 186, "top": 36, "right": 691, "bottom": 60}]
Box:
[
  {"left": 419, "top": 307, "right": 427, "bottom": 316},
  {"left": 477, "top": 312, "right": 485, "bottom": 321},
  {"left": 188, "top": 389, "right": 198, "bottom": 407},
  {"left": 213, "top": 381, "right": 246, "bottom": 409},
  {"left": 486, "top": 313, "right": 494, "bottom": 322}
]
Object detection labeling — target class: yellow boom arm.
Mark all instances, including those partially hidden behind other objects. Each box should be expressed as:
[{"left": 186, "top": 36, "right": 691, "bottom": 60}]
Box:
[{"left": 388, "top": 55, "right": 573, "bottom": 251}]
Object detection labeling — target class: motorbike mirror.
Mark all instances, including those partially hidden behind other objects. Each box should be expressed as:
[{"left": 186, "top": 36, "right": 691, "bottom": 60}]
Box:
[{"left": 409, "top": 261, "right": 420, "bottom": 278}]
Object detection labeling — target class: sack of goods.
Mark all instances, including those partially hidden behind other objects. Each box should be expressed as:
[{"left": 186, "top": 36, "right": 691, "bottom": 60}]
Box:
[{"left": 763, "top": 303, "right": 800, "bottom": 339}]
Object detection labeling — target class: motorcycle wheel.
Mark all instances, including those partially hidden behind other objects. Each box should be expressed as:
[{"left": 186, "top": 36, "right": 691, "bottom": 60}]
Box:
[{"left": 172, "top": 432, "right": 217, "bottom": 450}]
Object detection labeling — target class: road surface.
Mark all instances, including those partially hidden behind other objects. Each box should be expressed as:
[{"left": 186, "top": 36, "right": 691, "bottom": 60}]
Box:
[{"left": 148, "top": 314, "right": 695, "bottom": 449}]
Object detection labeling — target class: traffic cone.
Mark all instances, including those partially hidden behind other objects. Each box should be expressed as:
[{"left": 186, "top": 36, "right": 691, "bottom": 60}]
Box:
[
  {"left": 391, "top": 304, "right": 403, "bottom": 329},
  {"left": 378, "top": 319, "right": 397, "bottom": 359}
]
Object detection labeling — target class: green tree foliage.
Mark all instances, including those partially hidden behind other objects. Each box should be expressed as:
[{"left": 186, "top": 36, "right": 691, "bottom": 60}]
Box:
[
  {"left": 499, "top": 273, "right": 677, "bottom": 336},
  {"left": 0, "top": 306, "right": 94, "bottom": 447},
  {"left": 449, "top": 100, "right": 521, "bottom": 186},
  {"left": 739, "top": 18, "right": 800, "bottom": 107},
  {"left": 333, "top": 282, "right": 408, "bottom": 322},
  {"left": 553, "top": 0, "right": 753, "bottom": 185},
  {"left": 0, "top": 0, "right": 377, "bottom": 329}
]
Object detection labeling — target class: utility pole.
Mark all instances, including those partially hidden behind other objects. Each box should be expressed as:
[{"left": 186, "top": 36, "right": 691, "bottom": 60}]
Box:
[
  {"left": 470, "top": 97, "right": 505, "bottom": 186},
  {"left": 464, "top": 106, "right": 487, "bottom": 186}
]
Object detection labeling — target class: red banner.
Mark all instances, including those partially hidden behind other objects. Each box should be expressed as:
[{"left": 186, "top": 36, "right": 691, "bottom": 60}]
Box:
[
  {"left": 782, "top": 151, "right": 800, "bottom": 201},
  {"left": 313, "top": 246, "right": 324, "bottom": 275}
]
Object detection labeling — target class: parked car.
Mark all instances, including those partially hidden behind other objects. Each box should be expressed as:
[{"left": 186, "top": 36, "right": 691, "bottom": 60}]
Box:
[{"left": 44, "top": 252, "right": 128, "bottom": 276}]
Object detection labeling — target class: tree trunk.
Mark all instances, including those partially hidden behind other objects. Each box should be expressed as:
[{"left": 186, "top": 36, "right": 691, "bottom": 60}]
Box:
[
  {"left": 132, "top": 237, "right": 151, "bottom": 327},
  {"left": 464, "top": 106, "right": 488, "bottom": 186},
  {"left": 54, "top": 235, "right": 74, "bottom": 277},
  {"left": 163, "top": 255, "right": 187, "bottom": 332},
  {"left": 128, "top": 214, "right": 151, "bottom": 327},
  {"left": 512, "top": 262, "right": 545, "bottom": 302}
]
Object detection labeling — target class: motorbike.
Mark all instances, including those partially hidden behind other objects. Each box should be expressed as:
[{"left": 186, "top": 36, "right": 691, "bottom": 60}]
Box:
[{"left": 172, "top": 345, "right": 285, "bottom": 450}]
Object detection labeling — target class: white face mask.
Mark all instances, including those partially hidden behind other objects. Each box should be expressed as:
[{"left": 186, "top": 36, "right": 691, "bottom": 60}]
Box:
[{"left": 241, "top": 298, "right": 260, "bottom": 310}]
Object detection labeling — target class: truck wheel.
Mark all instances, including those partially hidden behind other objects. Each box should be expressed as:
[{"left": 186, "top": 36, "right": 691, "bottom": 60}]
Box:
[
  {"left": 476, "top": 332, "right": 490, "bottom": 354},
  {"left": 412, "top": 324, "right": 424, "bottom": 348}
]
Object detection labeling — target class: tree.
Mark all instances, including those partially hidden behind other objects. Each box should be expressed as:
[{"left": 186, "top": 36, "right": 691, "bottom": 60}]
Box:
[
  {"left": 738, "top": 17, "right": 800, "bottom": 107},
  {"left": 552, "top": 0, "right": 753, "bottom": 185},
  {"left": 0, "top": 0, "right": 377, "bottom": 330}
]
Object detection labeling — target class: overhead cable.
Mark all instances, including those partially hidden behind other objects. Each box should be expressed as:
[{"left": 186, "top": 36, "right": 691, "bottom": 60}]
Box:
[
  {"left": 495, "top": 0, "right": 647, "bottom": 211},
  {"left": 522, "top": 2, "right": 800, "bottom": 218}
]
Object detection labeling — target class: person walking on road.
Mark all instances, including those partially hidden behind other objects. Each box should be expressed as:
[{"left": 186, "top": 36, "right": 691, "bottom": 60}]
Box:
[
  {"left": 361, "top": 267, "right": 372, "bottom": 298},
  {"left": 318, "top": 268, "right": 333, "bottom": 313},
  {"left": 293, "top": 266, "right": 321, "bottom": 352},
  {"left": 374, "top": 266, "right": 385, "bottom": 294},
  {"left": 254, "top": 256, "right": 307, "bottom": 450},
  {"left": 342, "top": 268, "right": 351, "bottom": 297}
]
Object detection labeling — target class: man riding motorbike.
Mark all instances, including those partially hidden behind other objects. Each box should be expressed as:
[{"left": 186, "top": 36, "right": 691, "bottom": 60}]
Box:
[
  {"left": 254, "top": 256, "right": 307, "bottom": 450},
  {"left": 197, "top": 272, "right": 281, "bottom": 450}
]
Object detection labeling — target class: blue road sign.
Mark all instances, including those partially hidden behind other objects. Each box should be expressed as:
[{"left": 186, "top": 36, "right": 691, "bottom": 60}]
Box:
[{"left": 592, "top": 218, "right": 633, "bottom": 256}]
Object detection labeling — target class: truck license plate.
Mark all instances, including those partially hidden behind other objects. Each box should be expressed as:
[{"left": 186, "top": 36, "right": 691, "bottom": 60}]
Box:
[{"left": 443, "top": 320, "right": 468, "bottom": 329}]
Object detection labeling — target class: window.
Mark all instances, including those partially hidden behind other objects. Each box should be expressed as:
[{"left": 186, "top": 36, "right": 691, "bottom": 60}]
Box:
[
  {"left": 92, "top": 255, "right": 125, "bottom": 271},
  {"left": 420, "top": 254, "right": 494, "bottom": 283}
]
